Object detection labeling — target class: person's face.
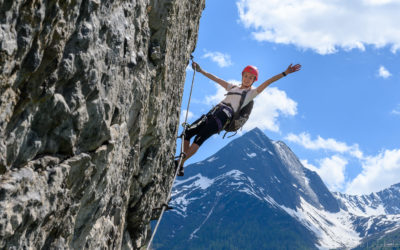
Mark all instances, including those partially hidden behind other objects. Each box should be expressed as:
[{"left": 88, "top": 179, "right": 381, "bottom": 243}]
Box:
[{"left": 242, "top": 72, "right": 256, "bottom": 87}]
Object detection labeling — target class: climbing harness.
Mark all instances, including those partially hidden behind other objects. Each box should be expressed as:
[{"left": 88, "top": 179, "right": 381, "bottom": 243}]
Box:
[
  {"left": 146, "top": 55, "right": 197, "bottom": 250},
  {"left": 207, "top": 103, "right": 233, "bottom": 133},
  {"left": 222, "top": 89, "right": 254, "bottom": 138}
]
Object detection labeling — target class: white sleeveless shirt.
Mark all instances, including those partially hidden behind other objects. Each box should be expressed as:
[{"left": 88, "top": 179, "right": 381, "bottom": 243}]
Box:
[{"left": 220, "top": 83, "right": 259, "bottom": 113}]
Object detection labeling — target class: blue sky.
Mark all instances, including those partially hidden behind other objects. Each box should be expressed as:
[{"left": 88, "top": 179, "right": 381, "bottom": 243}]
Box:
[{"left": 178, "top": 0, "right": 400, "bottom": 195}]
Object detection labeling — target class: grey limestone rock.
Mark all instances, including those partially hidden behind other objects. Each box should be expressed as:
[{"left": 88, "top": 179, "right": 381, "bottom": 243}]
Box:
[{"left": 0, "top": 0, "right": 205, "bottom": 249}]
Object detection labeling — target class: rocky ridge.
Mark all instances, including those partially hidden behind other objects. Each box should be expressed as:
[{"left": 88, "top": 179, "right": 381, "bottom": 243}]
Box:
[
  {"left": 155, "top": 128, "right": 400, "bottom": 249},
  {"left": 0, "top": 0, "right": 205, "bottom": 249}
]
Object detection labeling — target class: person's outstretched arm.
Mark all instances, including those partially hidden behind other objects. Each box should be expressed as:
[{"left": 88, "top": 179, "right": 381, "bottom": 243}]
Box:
[
  {"left": 256, "top": 64, "right": 301, "bottom": 94},
  {"left": 192, "top": 62, "right": 231, "bottom": 90}
]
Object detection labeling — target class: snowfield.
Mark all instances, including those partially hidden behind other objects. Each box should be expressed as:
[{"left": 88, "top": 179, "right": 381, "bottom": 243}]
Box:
[{"left": 279, "top": 197, "right": 361, "bottom": 249}]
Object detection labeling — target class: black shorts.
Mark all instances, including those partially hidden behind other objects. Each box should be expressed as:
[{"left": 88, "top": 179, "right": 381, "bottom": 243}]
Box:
[{"left": 183, "top": 108, "right": 230, "bottom": 147}]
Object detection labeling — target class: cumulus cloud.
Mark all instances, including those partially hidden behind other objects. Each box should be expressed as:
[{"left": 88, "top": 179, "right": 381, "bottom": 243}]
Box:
[
  {"left": 243, "top": 87, "right": 297, "bottom": 132},
  {"left": 237, "top": 0, "right": 400, "bottom": 54},
  {"left": 301, "top": 159, "right": 319, "bottom": 173},
  {"left": 302, "top": 156, "right": 348, "bottom": 192},
  {"left": 391, "top": 104, "right": 400, "bottom": 115},
  {"left": 286, "top": 132, "right": 363, "bottom": 159},
  {"left": 364, "top": 0, "right": 398, "bottom": 6},
  {"left": 378, "top": 65, "right": 392, "bottom": 78},
  {"left": 205, "top": 84, "right": 297, "bottom": 132},
  {"left": 180, "top": 109, "right": 194, "bottom": 123},
  {"left": 202, "top": 51, "right": 233, "bottom": 67},
  {"left": 345, "top": 149, "right": 400, "bottom": 194},
  {"left": 290, "top": 132, "right": 400, "bottom": 194}
]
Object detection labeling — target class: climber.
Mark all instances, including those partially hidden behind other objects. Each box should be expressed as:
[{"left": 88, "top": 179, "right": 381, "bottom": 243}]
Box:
[{"left": 176, "top": 61, "right": 301, "bottom": 176}]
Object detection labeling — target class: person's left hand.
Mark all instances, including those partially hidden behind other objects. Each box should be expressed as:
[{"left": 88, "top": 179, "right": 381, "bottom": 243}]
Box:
[
  {"left": 192, "top": 61, "right": 202, "bottom": 72},
  {"left": 285, "top": 64, "right": 301, "bottom": 75}
]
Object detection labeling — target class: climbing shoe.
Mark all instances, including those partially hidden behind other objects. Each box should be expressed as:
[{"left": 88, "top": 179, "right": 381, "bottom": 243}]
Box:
[
  {"left": 178, "top": 165, "right": 184, "bottom": 177},
  {"left": 174, "top": 152, "right": 186, "bottom": 177},
  {"left": 175, "top": 160, "right": 184, "bottom": 177}
]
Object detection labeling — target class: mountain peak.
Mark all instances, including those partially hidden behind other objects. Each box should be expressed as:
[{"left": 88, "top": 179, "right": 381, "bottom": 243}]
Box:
[
  {"left": 244, "top": 127, "right": 264, "bottom": 136},
  {"left": 158, "top": 130, "right": 400, "bottom": 250},
  {"left": 184, "top": 128, "right": 339, "bottom": 213},
  {"left": 241, "top": 127, "right": 271, "bottom": 143}
]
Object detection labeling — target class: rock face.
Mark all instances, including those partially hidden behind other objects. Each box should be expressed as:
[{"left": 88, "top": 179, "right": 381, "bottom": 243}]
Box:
[{"left": 0, "top": 0, "right": 205, "bottom": 249}]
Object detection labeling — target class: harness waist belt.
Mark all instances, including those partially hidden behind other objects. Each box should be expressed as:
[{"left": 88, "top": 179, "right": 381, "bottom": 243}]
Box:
[{"left": 219, "top": 103, "right": 234, "bottom": 118}]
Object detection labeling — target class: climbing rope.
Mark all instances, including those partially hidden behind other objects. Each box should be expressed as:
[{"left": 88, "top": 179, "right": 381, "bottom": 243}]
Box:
[{"left": 146, "top": 56, "right": 197, "bottom": 250}]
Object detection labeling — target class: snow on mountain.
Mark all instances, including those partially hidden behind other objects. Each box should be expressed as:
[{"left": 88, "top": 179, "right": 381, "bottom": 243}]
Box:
[
  {"left": 271, "top": 140, "right": 338, "bottom": 213},
  {"left": 154, "top": 128, "right": 400, "bottom": 249},
  {"left": 333, "top": 183, "right": 400, "bottom": 239},
  {"left": 171, "top": 170, "right": 267, "bottom": 217},
  {"left": 335, "top": 192, "right": 387, "bottom": 217},
  {"left": 170, "top": 164, "right": 362, "bottom": 248},
  {"left": 335, "top": 183, "right": 400, "bottom": 216},
  {"left": 279, "top": 197, "right": 361, "bottom": 249},
  {"left": 353, "top": 213, "right": 400, "bottom": 238}
]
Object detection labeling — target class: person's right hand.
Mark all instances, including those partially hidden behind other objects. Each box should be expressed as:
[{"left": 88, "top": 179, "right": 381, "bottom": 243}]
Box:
[{"left": 192, "top": 62, "right": 202, "bottom": 72}]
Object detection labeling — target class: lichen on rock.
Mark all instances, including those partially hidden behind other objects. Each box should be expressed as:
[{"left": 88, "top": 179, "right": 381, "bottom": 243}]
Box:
[{"left": 0, "top": 0, "right": 205, "bottom": 248}]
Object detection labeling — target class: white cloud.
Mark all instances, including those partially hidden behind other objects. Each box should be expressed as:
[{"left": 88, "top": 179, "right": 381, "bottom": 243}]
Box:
[
  {"left": 237, "top": 0, "right": 400, "bottom": 54},
  {"left": 363, "top": 0, "right": 397, "bottom": 6},
  {"left": 302, "top": 156, "right": 348, "bottom": 192},
  {"left": 289, "top": 132, "right": 400, "bottom": 194},
  {"left": 180, "top": 109, "right": 194, "bottom": 123},
  {"left": 203, "top": 51, "right": 233, "bottom": 67},
  {"left": 301, "top": 159, "right": 319, "bottom": 173},
  {"left": 391, "top": 104, "right": 400, "bottom": 115},
  {"left": 205, "top": 84, "right": 297, "bottom": 132},
  {"left": 286, "top": 132, "right": 363, "bottom": 159},
  {"left": 243, "top": 87, "right": 297, "bottom": 132},
  {"left": 205, "top": 83, "right": 229, "bottom": 105},
  {"left": 345, "top": 148, "right": 400, "bottom": 195},
  {"left": 378, "top": 65, "right": 392, "bottom": 78}
]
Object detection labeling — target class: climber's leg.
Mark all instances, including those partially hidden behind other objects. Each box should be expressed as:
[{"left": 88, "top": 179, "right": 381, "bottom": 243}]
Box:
[
  {"left": 182, "top": 143, "right": 199, "bottom": 165},
  {"left": 183, "top": 139, "right": 190, "bottom": 154}
]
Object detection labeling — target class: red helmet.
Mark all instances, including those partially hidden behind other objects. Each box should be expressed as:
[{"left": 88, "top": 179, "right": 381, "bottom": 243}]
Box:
[{"left": 242, "top": 65, "right": 259, "bottom": 81}]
